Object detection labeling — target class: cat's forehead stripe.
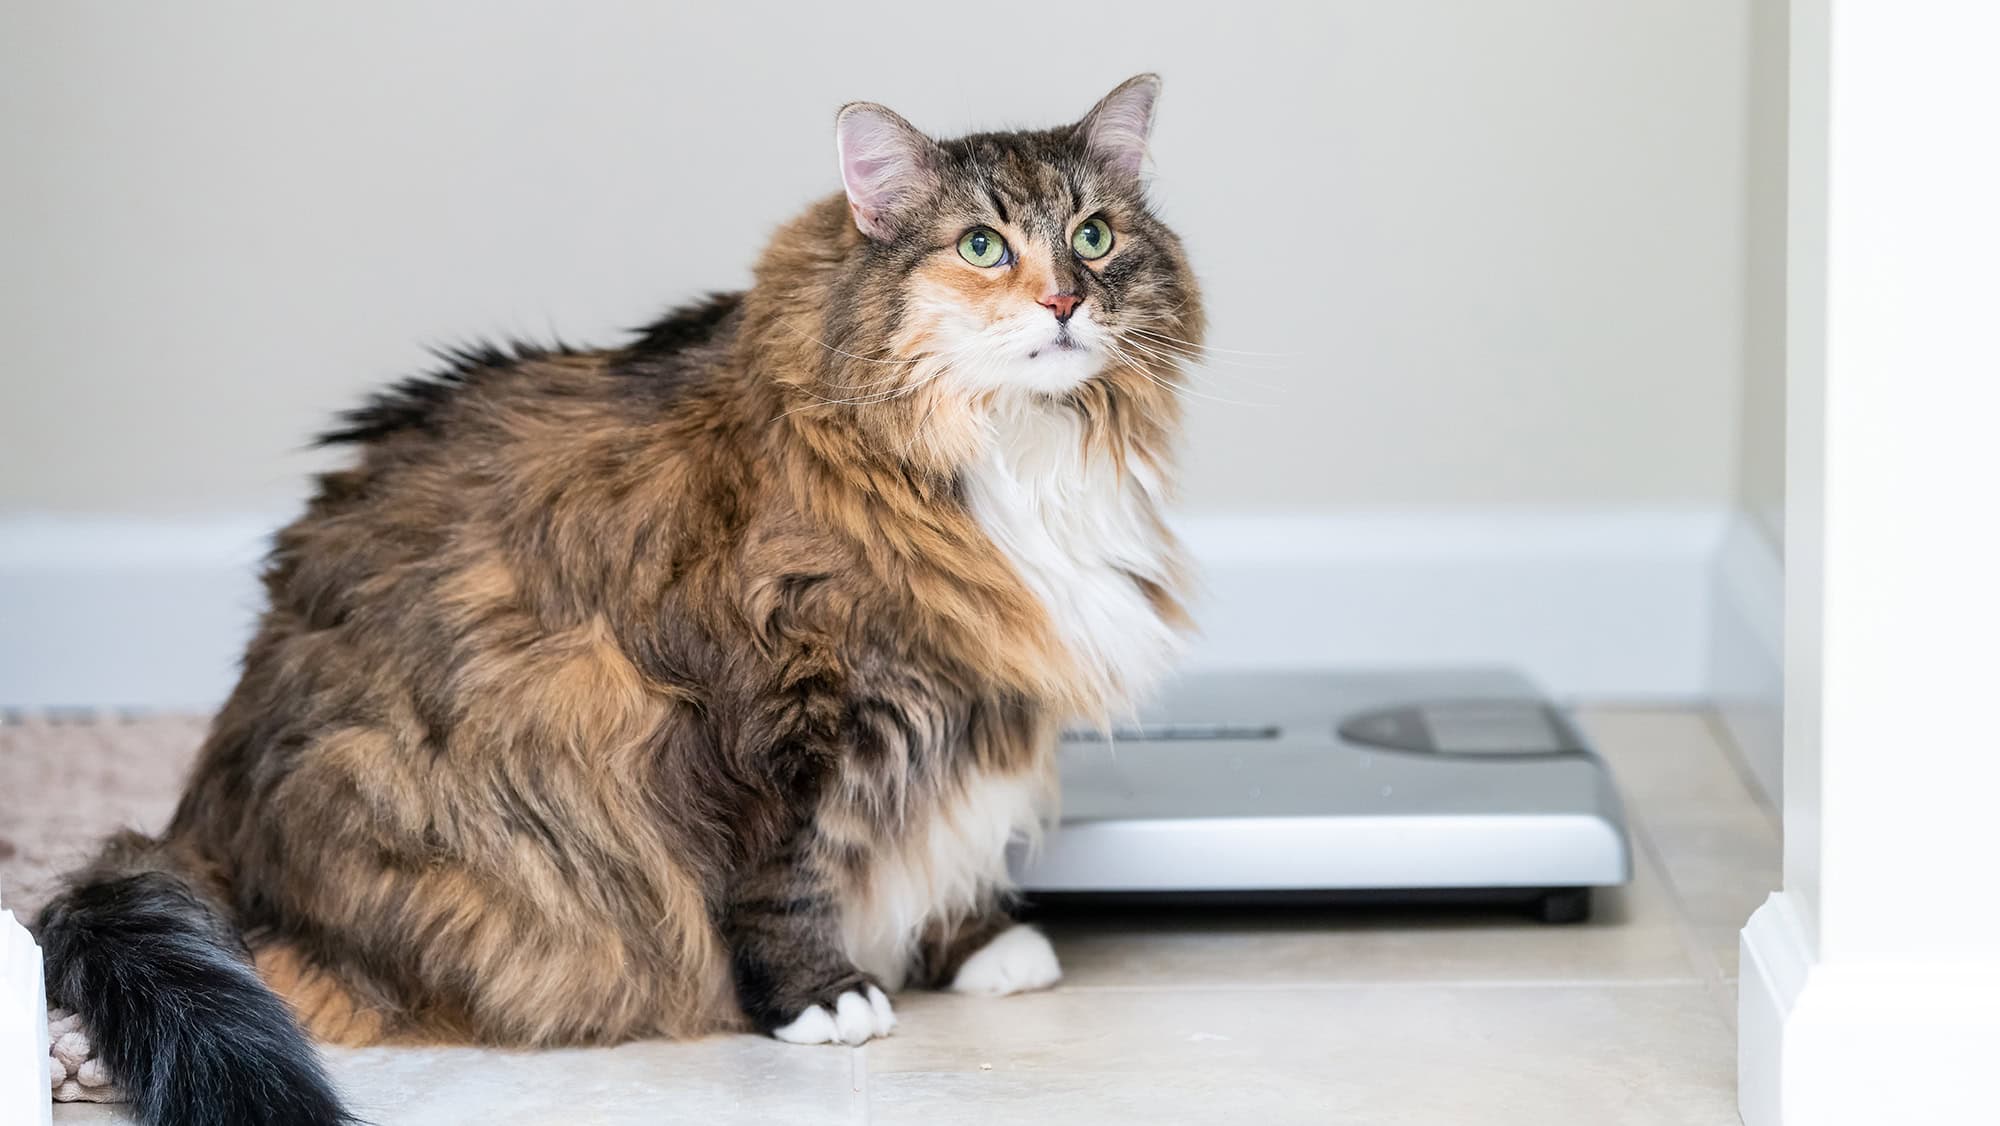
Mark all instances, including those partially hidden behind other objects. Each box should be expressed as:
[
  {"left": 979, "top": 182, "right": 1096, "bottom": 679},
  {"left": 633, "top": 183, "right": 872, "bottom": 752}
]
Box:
[
  {"left": 964, "top": 157, "right": 1090, "bottom": 243},
  {"left": 957, "top": 139, "right": 1089, "bottom": 207}
]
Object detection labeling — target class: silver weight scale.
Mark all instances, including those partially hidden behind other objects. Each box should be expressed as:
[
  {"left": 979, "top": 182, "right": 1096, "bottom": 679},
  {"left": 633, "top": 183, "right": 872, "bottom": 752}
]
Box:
[{"left": 1011, "top": 669, "right": 1631, "bottom": 923}]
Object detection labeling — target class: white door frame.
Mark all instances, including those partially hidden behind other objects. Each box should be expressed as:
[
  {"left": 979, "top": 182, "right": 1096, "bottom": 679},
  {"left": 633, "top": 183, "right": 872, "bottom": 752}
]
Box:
[{"left": 1738, "top": 3, "right": 2000, "bottom": 1122}]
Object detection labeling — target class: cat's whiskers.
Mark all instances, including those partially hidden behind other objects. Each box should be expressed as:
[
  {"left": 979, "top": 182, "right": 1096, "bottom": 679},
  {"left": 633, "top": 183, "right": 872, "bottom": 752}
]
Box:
[
  {"left": 895, "top": 342, "right": 1024, "bottom": 462},
  {"left": 1115, "top": 325, "right": 1292, "bottom": 375},
  {"left": 776, "top": 317, "right": 928, "bottom": 370},
  {"left": 1123, "top": 322, "right": 1296, "bottom": 359},
  {"left": 773, "top": 379, "right": 928, "bottom": 421},
  {"left": 1106, "top": 324, "right": 1291, "bottom": 393},
  {"left": 892, "top": 378, "right": 950, "bottom": 459},
  {"left": 1113, "top": 334, "right": 1214, "bottom": 373},
  {"left": 1114, "top": 309, "right": 1294, "bottom": 359},
  {"left": 822, "top": 371, "right": 913, "bottom": 393},
  {"left": 1100, "top": 339, "right": 1269, "bottom": 408},
  {"left": 812, "top": 344, "right": 1001, "bottom": 458},
  {"left": 809, "top": 340, "right": 991, "bottom": 411}
]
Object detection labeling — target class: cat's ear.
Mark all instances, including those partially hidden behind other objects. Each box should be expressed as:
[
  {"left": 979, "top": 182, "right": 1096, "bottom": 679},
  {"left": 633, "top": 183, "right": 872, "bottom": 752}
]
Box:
[
  {"left": 835, "top": 102, "right": 942, "bottom": 240},
  {"left": 1076, "top": 73, "right": 1162, "bottom": 182}
]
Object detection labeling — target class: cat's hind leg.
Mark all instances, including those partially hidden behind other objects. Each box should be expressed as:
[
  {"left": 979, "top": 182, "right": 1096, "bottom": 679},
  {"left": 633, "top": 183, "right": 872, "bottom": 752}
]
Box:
[
  {"left": 915, "top": 909, "right": 1062, "bottom": 996},
  {"left": 254, "top": 939, "right": 401, "bottom": 1046},
  {"left": 948, "top": 923, "right": 1062, "bottom": 995}
]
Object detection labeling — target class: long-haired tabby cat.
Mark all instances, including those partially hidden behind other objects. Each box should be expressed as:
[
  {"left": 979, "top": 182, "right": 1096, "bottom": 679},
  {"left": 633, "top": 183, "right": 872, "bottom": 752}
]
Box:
[{"left": 36, "top": 74, "right": 1200, "bottom": 1126}]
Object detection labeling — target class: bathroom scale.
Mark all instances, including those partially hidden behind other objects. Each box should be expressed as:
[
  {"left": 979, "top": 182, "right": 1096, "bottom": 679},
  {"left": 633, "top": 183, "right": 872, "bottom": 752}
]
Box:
[{"left": 1011, "top": 668, "right": 1631, "bottom": 923}]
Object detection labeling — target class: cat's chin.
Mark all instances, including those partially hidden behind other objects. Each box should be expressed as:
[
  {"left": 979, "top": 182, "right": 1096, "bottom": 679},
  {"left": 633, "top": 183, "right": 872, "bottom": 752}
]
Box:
[{"left": 986, "top": 346, "right": 1107, "bottom": 397}]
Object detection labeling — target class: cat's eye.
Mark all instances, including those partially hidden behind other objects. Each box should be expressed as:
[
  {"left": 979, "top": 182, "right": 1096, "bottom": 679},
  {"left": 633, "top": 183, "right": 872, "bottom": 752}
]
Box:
[
  {"left": 1072, "top": 217, "right": 1114, "bottom": 260},
  {"left": 957, "top": 227, "right": 1010, "bottom": 268}
]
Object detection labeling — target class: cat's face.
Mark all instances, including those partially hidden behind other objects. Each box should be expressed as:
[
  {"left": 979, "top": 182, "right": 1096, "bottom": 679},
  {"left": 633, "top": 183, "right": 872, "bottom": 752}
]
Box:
[{"left": 831, "top": 76, "right": 1200, "bottom": 400}]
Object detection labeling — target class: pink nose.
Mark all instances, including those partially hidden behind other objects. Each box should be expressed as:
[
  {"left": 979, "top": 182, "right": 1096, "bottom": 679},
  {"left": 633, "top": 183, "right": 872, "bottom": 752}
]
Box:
[{"left": 1039, "top": 292, "right": 1082, "bottom": 323}]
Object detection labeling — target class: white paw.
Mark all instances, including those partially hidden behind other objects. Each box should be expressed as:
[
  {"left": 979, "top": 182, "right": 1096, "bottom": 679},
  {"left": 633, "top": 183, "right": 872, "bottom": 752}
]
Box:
[
  {"left": 771, "top": 984, "right": 897, "bottom": 1046},
  {"left": 948, "top": 924, "right": 1062, "bottom": 996}
]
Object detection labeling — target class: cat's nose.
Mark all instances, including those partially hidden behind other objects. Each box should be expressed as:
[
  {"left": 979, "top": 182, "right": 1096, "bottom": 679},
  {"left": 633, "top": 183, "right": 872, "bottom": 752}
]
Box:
[{"left": 1038, "top": 292, "right": 1082, "bottom": 324}]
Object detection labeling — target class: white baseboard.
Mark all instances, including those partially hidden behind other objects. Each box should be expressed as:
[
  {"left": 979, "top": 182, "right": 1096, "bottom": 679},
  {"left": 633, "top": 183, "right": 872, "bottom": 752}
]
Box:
[
  {"left": 1739, "top": 892, "right": 1813, "bottom": 1126},
  {"left": 1708, "top": 512, "right": 1785, "bottom": 805},
  {"left": 0, "top": 509, "right": 1728, "bottom": 710},
  {"left": 1740, "top": 892, "right": 2000, "bottom": 1125},
  {"left": 1177, "top": 510, "right": 1724, "bottom": 699},
  {"left": 0, "top": 516, "right": 275, "bottom": 712}
]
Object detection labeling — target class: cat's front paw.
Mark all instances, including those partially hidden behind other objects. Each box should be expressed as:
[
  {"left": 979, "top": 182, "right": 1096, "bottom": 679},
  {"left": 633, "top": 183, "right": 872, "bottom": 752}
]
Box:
[
  {"left": 771, "top": 983, "right": 897, "bottom": 1046},
  {"left": 948, "top": 924, "right": 1062, "bottom": 996}
]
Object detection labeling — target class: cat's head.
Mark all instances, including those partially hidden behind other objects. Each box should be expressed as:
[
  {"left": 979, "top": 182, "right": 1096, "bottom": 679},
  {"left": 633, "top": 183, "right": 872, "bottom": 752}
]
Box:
[{"left": 811, "top": 75, "right": 1202, "bottom": 407}]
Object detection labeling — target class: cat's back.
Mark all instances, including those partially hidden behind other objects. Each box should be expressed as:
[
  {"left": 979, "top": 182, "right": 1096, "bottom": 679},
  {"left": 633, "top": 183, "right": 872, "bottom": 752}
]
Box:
[
  {"left": 285, "top": 291, "right": 758, "bottom": 596},
  {"left": 320, "top": 291, "right": 748, "bottom": 459},
  {"left": 173, "top": 292, "right": 766, "bottom": 845},
  {"left": 221, "top": 291, "right": 767, "bottom": 727}
]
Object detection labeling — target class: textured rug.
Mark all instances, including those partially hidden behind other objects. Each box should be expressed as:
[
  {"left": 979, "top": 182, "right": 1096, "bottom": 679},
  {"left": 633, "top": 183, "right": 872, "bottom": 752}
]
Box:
[
  {"left": 0, "top": 712, "right": 206, "bottom": 916},
  {"left": 0, "top": 712, "right": 209, "bottom": 1105}
]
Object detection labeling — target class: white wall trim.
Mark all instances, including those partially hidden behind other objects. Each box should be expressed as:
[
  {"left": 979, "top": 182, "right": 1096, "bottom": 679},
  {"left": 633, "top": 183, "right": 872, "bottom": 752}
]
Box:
[
  {"left": 1740, "top": 891, "right": 2000, "bottom": 1126},
  {"left": 1708, "top": 511, "right": 1784, "bottom": 805},
  {"left": 1739, "top": 892, "right": 1813, "bottom": 1126},
  {"left": 1175, "top": 510, "right": 1726, "bottom": 701},
  {"left": 0, "top": 509, "right": 1731, "bottom": 710}
]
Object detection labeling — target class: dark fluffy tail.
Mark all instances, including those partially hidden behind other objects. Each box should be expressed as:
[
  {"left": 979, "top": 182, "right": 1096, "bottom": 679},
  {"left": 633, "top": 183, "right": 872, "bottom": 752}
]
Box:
[{"left": 34, "top": 832, "right": 352, "bottom": 1126}]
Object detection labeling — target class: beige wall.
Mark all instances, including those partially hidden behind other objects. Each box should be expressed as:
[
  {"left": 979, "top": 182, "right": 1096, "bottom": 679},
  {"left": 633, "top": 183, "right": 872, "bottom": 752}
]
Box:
[
  {"left": 0, "top": 2, "right": 1751, "bottom": 517},
  {"left": 1740, "top": 0, "right": 1789, "bottom": 551}
]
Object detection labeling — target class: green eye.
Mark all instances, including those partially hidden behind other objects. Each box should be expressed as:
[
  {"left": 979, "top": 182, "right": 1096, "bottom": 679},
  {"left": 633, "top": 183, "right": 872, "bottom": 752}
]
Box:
[
  {"left": 957, "top": 227, "right": 1008, "bottom": 267},
  {"left": 1072, "top": 217, "right": 1114, "bottom": 260}
]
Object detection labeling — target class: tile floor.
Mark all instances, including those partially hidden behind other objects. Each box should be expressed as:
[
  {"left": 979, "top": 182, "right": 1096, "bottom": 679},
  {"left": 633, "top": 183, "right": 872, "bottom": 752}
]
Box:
[{"left": 32, "top": 708, "right": 1776, "bottom": 1125}]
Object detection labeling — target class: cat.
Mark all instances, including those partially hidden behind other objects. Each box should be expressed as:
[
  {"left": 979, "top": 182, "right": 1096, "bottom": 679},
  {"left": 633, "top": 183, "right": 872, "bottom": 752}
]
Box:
[{"left": 34, "top": 74, "right": 1202, "bottom": 1126}]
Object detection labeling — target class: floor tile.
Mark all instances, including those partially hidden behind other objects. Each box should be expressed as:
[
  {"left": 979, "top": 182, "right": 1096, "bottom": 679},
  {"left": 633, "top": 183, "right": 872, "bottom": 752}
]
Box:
[
  {"left": 327, "top": 1037, "right": 860, "bottom": 1126},
  {"left": 1576, "top": 711, "right": 1774, "bottom": 830},
  {"left": 865, "top": 984, "right": 1738, "bottom": 1126},
  {"left": 1575, "top": 709, "right": 1780, "bottom": 978},
  {"left": 58, "top": 1034, "right": 863, "bottom": 1126},
  {"left": 52, "top": 1103, "right": 128, "bottom": 1124},
  {"left": 1641, "top": 818, "right": 1779, "bottom": 979}
]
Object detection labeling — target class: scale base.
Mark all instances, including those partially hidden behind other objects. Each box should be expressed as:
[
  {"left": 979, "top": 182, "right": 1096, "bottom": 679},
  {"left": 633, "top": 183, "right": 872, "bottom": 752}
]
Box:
[
  {"left": 1025, "top": 886, "right": 1597, "bottom": 924},
  {"left": 1011, "top": 668, "right": 1632, "bottom": 920}
]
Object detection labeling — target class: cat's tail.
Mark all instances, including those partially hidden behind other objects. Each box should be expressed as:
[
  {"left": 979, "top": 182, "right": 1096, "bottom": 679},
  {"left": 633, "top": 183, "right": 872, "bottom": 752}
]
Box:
[{"left": 33, "top": 830, "right": 353, "bottom": 1126}]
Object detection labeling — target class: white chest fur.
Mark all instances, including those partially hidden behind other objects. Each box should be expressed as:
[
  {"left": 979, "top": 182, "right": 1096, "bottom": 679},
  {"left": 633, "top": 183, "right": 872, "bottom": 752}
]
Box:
[
  {"left": 960, "top": 396, "right": 1186, "bottom": 716},
  {"left": 840, "top": 398, "right": 1184, "bottom": 988}
]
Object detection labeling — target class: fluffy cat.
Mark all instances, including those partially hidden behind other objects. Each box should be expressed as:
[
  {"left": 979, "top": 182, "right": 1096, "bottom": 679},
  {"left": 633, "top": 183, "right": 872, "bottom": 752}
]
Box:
[{"left": 35, "top": 74, "right": 1201, "bottom": 1126}]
